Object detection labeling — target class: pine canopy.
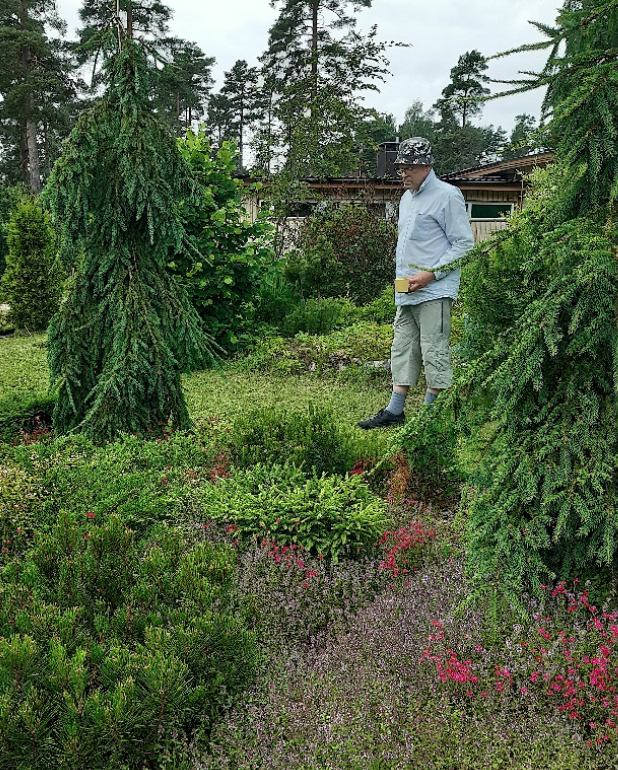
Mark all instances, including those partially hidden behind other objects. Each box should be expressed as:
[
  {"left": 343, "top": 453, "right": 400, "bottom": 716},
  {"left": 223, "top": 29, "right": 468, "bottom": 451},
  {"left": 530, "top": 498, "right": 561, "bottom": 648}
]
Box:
[{"left": 43, "top": 39, "right": 214, "bottom": 441}]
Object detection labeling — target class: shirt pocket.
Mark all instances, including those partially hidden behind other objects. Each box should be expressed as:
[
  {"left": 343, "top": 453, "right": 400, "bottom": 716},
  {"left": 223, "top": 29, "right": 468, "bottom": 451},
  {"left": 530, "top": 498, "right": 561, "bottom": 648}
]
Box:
[{"left": 409, "top": 213, "right": 436, "bottom": 241}]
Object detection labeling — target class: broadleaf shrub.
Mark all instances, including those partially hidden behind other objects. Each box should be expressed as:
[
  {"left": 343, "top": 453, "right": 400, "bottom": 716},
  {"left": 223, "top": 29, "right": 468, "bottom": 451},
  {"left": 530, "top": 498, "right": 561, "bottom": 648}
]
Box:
[
  {"left": 173, "top": 131, "right": 275, "bottom": 352},
  {"left": 299, "top": 201, "right": 398, "bottom": 304}
]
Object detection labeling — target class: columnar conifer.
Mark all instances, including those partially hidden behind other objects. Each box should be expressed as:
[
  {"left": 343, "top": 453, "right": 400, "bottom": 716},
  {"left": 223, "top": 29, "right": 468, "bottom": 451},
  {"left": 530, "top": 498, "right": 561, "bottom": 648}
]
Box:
[{"left": 44, "top": 33, "right": 214, "bottom": 440}]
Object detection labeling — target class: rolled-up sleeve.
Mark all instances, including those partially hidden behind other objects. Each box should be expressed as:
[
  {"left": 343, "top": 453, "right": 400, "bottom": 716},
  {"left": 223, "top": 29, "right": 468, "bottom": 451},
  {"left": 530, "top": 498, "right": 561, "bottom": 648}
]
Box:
[{"left": 433, "top": 192, "right": 474, "bottom": 280}]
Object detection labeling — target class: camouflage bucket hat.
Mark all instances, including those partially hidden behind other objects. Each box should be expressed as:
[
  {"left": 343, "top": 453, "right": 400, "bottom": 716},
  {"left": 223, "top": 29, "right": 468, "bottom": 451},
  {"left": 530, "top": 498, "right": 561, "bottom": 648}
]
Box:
[{"left": 395, "top": 137, "right": 434, "bottom": 166}]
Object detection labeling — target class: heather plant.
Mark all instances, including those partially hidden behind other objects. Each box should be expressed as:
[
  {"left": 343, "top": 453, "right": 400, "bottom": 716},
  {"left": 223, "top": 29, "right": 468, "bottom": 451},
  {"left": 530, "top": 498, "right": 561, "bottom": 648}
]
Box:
[
  {"left": 43, "top": 38, "right": 215, "bottom": 441},
  {"left": 420, "top": 579, "right": 618, "bottom": 747},
  {"left": 0, "top": 198, "right": 64, "bottom": 331},
  {"left": 398, "top": 0, "right": 618, "bottom": 596},
  {"left": 0, "top": 514, "right": 258, "bottom": 770},
  {"left": 200, "top": 556, "right": 607, "bottom": 770},
  {"left": 199, "top": 463, "right": 388, "bottom": 561},
  {"left": 232, "top": 536, "right": 389, "bottom": 650}
]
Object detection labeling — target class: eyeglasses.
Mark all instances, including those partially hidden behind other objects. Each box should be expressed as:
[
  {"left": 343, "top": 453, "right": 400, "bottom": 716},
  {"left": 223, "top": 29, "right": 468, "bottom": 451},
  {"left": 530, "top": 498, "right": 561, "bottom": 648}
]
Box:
[{"left": 396, "top": 165, "right": 423, "bottom": 176}]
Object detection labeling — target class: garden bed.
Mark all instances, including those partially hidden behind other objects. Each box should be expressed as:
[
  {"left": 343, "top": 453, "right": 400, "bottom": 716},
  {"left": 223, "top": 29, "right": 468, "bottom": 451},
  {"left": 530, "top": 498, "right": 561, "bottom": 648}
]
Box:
[{"left": 1, "top": 335, "right": 617, "bottom": 769}]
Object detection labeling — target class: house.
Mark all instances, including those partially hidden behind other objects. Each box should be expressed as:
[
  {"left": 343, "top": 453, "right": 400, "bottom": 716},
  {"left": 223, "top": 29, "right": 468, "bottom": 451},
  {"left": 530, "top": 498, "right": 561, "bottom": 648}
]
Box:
[
  {"left": 241, "top": 147, "right": 553, "bottom": 244},
  {"left": 440, "top": 152, "right": 553, "bottom": 241}
]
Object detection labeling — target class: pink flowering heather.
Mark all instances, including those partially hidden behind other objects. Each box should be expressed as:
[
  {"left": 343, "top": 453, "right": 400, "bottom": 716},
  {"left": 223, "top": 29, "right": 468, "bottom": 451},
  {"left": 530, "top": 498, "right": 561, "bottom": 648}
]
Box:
[{"left": 421, "top": 579, "right": 618, "bottom": 744}]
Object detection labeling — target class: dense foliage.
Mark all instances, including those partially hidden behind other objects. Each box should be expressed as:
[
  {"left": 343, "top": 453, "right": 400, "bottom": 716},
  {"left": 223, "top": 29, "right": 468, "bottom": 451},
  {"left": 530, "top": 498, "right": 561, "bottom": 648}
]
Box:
[
  {"left": 0, "top": 513, "right": 257, "bottom": 769},
  {"left": 172, "top": 131, "right": 274, "bottom": 351},
  {"left": 0, "top": 198, "right": 63, "bottom": 331},
  {"left": 297, "top": 201, "right": 397, "bottom": 304},
  {"left": 401, "top": 0, "right": 618, "bottom": 597},
  {"left": 43, "top": 40, "right": 214, "bottom": 441},
  {"left": 0, "top": 185, "right": 29, "bottom": 284}
]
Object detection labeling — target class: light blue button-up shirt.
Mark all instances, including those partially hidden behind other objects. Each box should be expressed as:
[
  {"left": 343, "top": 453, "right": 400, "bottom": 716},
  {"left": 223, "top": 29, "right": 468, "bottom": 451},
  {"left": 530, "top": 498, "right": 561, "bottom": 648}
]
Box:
[{"left": 395, "top": 168, "right": 474, "bottom": 306}]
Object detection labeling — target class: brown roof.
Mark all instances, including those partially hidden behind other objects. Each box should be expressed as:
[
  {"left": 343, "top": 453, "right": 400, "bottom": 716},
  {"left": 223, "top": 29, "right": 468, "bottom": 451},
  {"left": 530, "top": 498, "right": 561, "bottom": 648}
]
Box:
[{"left": 442, "top": 152, "right": 554, "bottom": 182}]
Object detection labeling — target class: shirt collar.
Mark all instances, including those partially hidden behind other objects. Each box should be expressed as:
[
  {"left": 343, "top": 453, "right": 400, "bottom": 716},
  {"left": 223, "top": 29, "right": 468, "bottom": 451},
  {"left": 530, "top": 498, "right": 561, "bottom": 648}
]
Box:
[{"left": 412, "top": 167, "right": 436, "bottom": 196}]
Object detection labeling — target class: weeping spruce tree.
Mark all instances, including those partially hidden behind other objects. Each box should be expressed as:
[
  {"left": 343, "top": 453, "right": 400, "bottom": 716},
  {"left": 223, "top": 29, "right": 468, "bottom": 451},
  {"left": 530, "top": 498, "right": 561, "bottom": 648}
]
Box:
[
  {"left": 43, "top": 26, "right": 214, "bottom": 441},
  {"left": 401, "top": 0, "right": 618, "bottom": 596}
]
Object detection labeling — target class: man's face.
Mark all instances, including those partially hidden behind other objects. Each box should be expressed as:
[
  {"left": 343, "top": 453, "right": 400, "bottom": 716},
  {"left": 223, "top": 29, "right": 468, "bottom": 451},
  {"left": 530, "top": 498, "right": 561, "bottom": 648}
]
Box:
[{"left": 397, "top": 164, "right": 432, "bottom": 191}]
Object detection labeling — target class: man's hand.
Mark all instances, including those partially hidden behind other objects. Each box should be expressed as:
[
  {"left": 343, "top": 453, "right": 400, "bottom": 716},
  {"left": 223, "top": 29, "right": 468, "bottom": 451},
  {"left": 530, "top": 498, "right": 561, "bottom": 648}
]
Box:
[{"left": 407, "top": 271, "right": 435, "bottom": 292}]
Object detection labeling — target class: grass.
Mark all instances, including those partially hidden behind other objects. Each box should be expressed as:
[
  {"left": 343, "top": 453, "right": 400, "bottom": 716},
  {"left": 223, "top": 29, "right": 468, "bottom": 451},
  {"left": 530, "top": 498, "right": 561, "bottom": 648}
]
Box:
[
  {"left": 3, "top": 332, "right": 617, "bottom": 768},
  {"left": 0, "top": 333, "right": 48, "bottom": 395}
]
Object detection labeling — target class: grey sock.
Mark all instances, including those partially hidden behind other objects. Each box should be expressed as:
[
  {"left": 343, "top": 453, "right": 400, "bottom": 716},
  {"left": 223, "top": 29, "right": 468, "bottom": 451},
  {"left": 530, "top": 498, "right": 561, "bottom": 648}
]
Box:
[
  {"left": 386, "top": 390, "right": 407, "bottom": 415},
  {"left": 424, "top": 390, "right": 438, "bottom": 405}
]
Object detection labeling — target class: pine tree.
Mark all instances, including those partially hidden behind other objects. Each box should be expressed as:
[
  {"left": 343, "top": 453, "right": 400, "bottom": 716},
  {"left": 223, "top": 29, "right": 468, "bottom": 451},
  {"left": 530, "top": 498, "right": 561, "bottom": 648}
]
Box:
[
  {"left": 258, "top": 0, "right": 398, "bottom": 177},
  {"left": 0, "top": 0, "right": 79, "bottom": 190},
  {"left": 153, "top": 37, "right": 214, "bottom": 132},
  {"left": 76, "top": 0, "right": 172, "bottom": 60},
  {"left": 434, "top": 49, "right": 490, "bottom": 130},
  {"left": 400, "top": 0, "right": 618, "bottom": 598},
  {"left": 218, "top": 59, "right": 260, "bottom": 170},
  {"left": 43, "top": 29, "right": 215, "bottom": 441}
]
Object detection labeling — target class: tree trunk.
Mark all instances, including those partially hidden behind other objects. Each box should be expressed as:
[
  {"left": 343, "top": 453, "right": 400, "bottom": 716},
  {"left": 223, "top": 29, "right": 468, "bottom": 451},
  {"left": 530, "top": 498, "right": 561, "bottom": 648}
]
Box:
[
  {"left": 126, "top": 3, "right": 133, "bottom": 39},
  {"left": 311, "top": 0, "right": 319, "bottom": 121},
  {"left": 20, "top": 125, "right": 29, "bottom": 186},
  {"left": 19, "top": 0, "right": 40, "bottom": 194},
  {"left": 26, "top": 117, "right": 41, "bottom": 193},
  {"left": 238, "top": 102, "right": 244, "bottom": 170}
]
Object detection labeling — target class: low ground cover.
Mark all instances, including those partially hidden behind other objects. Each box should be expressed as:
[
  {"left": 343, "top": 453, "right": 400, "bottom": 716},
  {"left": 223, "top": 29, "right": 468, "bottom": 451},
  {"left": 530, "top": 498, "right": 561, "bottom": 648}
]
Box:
[{"left": 2, "top": 334, "right": 618, "bottom": 768}]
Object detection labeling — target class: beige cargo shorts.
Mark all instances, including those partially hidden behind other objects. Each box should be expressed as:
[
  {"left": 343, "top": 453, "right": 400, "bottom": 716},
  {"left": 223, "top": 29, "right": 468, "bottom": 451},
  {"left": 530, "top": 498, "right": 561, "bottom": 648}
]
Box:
[{"left": 390, "top": 297, "right": 453, "bottom": 389}]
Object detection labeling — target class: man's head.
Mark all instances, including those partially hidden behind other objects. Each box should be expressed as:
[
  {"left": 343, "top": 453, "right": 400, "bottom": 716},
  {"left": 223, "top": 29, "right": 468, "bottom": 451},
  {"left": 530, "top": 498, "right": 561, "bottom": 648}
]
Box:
[{"left": 394, "top": 137, "right": 433, "bottom": 191}]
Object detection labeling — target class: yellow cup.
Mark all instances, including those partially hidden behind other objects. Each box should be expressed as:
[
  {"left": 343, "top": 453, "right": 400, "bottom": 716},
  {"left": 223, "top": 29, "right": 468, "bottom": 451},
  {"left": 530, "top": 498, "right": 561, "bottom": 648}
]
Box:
[{"left": 394, "top": 278, "right": 410, "bottom": 293}]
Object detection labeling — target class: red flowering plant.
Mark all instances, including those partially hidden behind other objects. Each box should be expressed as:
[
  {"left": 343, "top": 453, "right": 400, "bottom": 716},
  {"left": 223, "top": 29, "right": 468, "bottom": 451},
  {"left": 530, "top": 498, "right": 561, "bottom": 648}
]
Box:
[
  {"left": 377, "top": 520, "right": 436, "bottom": 579},
  {"left": 421, "top": 580, "right": 618, "bottom": 744}
]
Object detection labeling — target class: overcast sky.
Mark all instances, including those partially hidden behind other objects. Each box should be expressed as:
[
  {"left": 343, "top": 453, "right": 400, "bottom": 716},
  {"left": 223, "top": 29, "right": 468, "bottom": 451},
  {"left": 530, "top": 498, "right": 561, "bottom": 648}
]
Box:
[{"left": 55, "top": 0, "right": 562, "bottom": 133}]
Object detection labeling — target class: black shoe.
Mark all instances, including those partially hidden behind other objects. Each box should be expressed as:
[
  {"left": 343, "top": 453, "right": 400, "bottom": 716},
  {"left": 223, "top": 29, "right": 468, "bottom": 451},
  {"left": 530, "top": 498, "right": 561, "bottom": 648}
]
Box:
[{"left": 357, "top": 408, "right": 405, "bottom": 430}]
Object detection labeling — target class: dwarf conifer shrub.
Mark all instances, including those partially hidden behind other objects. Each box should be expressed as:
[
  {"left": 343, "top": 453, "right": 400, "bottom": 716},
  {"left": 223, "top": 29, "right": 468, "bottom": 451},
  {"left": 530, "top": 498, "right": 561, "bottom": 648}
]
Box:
[
  {"left": 399, "top": 0, "right": 618, "bottom": 597},
  {"left": 200, "top": 463, "right": 388, "bottom": 561},
  {"left": 0, "top": 198, "right": 63, "bottom": 331},
  {"left": 0, "top": 514, "right": 257, "bottom": 769}
]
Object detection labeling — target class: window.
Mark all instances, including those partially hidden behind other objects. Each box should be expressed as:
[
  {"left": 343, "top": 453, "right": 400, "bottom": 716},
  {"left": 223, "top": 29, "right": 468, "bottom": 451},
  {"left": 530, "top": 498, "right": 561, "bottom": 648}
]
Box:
[{"left": 468, "top": 203, "right": 513, "bottom": 219}]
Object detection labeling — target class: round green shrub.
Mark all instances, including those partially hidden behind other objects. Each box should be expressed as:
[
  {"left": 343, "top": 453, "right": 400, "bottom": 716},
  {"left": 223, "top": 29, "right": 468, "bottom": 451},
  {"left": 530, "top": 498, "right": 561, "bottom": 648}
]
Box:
[{"left": 200, "top": 463, "right": 388, "bottom": 562}]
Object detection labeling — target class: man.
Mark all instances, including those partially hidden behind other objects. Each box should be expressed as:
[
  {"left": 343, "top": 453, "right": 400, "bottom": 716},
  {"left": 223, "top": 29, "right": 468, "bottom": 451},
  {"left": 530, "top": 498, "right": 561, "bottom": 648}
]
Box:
[{"left": 358, "top": 137, "right": 474, "bottom": 429}]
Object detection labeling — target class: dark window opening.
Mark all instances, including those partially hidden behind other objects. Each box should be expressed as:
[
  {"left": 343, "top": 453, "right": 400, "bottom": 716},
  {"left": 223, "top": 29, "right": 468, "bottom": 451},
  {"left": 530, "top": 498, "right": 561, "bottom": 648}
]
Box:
[{"left": 470, "top": 203, "right": 512, "bottom": 219}]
